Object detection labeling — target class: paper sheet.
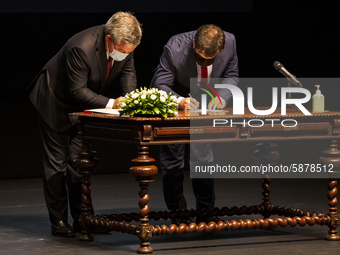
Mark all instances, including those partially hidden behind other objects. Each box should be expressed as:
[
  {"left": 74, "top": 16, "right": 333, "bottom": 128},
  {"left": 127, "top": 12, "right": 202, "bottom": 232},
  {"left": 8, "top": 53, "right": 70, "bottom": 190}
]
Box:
[{"left": 84, "top": 108, "right": 121, "bottom": 115}]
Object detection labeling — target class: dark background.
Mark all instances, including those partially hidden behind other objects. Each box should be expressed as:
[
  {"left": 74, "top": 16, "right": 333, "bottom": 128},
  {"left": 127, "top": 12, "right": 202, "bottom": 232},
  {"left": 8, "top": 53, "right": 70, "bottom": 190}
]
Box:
[{"left": 0, "top": 1, "right": 338, "bottom": 179}]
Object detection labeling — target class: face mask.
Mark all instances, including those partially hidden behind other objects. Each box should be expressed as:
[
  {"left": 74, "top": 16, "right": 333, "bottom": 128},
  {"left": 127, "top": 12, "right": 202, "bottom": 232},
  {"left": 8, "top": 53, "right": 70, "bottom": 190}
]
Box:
[
  {"left": 109, "top": 48, "right": 129, "bottom": 61},
  {"left": 194, "top": 48, "right": 215, "bottom": 66}
]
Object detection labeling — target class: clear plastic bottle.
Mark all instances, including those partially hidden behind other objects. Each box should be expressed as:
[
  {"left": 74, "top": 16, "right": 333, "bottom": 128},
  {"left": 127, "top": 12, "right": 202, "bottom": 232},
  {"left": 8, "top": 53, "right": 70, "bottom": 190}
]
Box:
[{"left": 312, "top": 85, "right": 324, "bottom": 113}]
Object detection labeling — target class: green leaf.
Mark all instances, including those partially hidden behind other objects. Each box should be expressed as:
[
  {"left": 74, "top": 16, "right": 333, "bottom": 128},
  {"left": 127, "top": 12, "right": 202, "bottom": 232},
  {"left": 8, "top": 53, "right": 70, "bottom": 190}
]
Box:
[{"left": 153, "top": 107, "right": 160, "bottom": 114}]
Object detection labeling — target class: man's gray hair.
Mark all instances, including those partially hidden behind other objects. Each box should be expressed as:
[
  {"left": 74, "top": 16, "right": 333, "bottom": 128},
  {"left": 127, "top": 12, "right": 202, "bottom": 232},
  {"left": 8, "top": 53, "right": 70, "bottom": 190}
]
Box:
[{"left": 105, "top": 12, "right": 142, "bottom": 47}]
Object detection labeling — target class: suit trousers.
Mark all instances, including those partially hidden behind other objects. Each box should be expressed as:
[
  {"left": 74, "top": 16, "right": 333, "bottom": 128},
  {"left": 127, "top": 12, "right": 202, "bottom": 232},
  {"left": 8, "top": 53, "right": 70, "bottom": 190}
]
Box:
[
  {"left": 160, "top": 143, "right": 215, "bottom": 211},
  {"left": 37, "top": 114, "right": 83, "bottom": 224}
]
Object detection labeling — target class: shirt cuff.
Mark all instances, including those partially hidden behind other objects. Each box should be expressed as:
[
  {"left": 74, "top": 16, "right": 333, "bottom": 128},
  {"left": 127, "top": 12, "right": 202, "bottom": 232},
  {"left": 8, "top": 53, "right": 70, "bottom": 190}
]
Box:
[
  {"left": 105, "top": 99, "right": 115, "bottom": 109},
  {"left": 176, "top": 97, "right": 185, "bottom": 109}
]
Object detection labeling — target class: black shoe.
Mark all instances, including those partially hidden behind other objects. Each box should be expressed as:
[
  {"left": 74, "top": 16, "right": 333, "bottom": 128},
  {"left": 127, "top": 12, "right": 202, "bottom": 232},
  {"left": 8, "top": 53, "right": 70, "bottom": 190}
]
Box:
[
  {"left": 51, "top": 221, "right": 75, "bottom": 237},
  {"left": 171, "top": 217, "right": 193, "bottom": 225},
  {"left": 196, "top": 216, "right": 221, "bottom": 224}
]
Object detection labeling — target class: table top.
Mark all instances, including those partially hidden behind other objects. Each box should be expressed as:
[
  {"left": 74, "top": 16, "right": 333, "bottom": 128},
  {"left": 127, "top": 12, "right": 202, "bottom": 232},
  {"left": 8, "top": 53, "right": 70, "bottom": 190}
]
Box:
[
  {"left": 72, "top": 108, "right": 340, "bottom": 121},
  {"left": 71, "top": 108, "right": 340, "bottom": 145}
]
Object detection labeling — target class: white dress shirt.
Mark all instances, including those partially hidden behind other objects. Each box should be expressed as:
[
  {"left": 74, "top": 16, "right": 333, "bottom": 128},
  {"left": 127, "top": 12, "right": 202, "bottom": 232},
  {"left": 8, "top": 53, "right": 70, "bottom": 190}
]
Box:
[
  {"left": 177, "top": 63, "right": 213, "bottom": 104},
  {"left": 105, "top": 51, "right": 115, "bottom": 109}
]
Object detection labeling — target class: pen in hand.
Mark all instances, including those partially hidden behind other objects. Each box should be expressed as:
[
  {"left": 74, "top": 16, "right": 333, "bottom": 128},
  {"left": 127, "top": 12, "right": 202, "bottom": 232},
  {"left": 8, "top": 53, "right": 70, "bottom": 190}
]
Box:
[{"left": 188, "top": 93, "right": 199, "bottom": 110}]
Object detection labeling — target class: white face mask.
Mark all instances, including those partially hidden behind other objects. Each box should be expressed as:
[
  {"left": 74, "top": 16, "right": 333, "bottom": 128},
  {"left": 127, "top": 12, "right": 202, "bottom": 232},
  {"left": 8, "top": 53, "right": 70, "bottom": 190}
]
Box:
[{"left": 108, "top": 47, "right": 129, "bottom": 61}]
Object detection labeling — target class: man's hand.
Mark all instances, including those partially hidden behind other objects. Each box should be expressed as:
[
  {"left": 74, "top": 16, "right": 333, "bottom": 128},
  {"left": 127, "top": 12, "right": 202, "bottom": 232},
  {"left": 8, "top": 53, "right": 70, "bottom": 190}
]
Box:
[
  {"left": 178, "top": 97, "right": 200, "bottom": 110},
  {"left": 208, "top": 97, "right": 226, "bottom": 110},
  {"left": 112, "top": 96, "right": 125, "bottom": 109}
]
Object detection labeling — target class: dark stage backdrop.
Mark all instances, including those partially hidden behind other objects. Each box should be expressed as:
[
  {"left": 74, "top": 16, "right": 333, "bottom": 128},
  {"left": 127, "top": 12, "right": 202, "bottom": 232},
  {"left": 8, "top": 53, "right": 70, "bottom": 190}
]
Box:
[
  {"left": 0, "top": 1, "right": 338, "bottom": 179},
  {"left": 0, "top": 0, "right": 253, "bottom": 13}
]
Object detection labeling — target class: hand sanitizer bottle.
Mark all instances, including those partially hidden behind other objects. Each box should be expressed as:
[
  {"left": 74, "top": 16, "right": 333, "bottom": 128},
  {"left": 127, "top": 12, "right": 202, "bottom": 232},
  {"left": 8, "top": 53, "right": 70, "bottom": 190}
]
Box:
[{"left": 312, "top": 85, "right": 324, "bottom": 113}]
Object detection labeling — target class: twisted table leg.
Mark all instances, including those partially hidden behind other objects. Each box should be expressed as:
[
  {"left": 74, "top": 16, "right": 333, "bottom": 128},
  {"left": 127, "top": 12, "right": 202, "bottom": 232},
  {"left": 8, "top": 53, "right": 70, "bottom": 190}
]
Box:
[
  {"left": 73, "top": 140, "right": 99, "bottom": 242},
  {"left": 254, "top": 142, "right": 280, "bottom": 218},
  {"left": 319, "top": 140, "right": 340, "bottom": 240},
  {"left": 152, "top": 214, "right": 330, "bottom": 235},
  {"left": 130, "top": 146, "right": 158, "bottom": 254}
]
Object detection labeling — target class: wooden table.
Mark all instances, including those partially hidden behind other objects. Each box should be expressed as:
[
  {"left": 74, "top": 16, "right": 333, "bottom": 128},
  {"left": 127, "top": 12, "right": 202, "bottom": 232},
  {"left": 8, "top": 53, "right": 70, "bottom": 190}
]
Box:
[{"left": 71, "top": 109, "right": 340, "bottom": 253}]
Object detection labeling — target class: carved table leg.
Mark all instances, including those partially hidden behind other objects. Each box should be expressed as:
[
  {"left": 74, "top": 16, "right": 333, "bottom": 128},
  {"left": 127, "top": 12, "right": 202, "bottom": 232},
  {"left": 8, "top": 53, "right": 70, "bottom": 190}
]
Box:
[
  {"left": 73, "top": 140, "right": 99, "bottom": 242},
  {"left": 254, "top": 142, "right": 280, "bottom": 218},
  {"left": 319, "top": 140, "right": 340, "bottom": 240},
  {"left": 130, "top": 147, "right": 158, "bottom": 254}
]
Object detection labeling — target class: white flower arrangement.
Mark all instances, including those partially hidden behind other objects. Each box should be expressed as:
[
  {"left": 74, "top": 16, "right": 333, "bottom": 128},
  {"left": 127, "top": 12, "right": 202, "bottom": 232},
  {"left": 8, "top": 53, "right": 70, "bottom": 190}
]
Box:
[{"left": 119, "top": 87, "right": 179, "bottom": 117}]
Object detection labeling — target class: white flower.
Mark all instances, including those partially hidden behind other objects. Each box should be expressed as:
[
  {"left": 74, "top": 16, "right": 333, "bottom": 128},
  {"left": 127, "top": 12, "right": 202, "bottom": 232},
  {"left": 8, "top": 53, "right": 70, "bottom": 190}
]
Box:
[
  {"left": 132, "top": 93, "right": 139, "bottom": 99},
  {"left": 120, "top": 88, "right": 178, "bottom": 117},
  {"left": 159, "top": 91, "right": 168, "bottom": 99}
]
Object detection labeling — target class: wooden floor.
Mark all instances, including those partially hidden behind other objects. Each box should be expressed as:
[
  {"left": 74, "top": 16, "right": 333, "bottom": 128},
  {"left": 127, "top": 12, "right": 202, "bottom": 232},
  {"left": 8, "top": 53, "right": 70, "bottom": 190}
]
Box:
[{"left": 1, "top": 172, "right": 340, "bottom": 255}]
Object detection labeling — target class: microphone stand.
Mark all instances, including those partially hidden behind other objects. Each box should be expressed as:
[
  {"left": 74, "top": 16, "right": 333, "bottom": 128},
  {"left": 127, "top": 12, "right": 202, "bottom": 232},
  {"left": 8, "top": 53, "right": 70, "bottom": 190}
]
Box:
[
  {"left": 274, "top": 61, "right": 303, "bottom": 113},
  {"left": 287, "top": 81, "right": 301, "bottom": 112}
]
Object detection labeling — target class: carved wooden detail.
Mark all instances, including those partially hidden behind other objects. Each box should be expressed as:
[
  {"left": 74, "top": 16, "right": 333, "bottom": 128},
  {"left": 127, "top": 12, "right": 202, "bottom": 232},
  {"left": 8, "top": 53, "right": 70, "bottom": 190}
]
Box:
[
  {"left": 143, "top": 125, "right": 153, "bottom": 141},
  {"left": 130, "top": 147, "right": 158, "bottom": 254},
  {"left": 152, "top": 215, "right": 330, "bottom": 235},
  {"left": 319, "top": 140, "right": 340, "bottom": 240},
  {"left": 70, "top": 111, "right": 340, "bottom": 252},
  {"left": 73, "top": 140, "right": 99, "bottom": 242},
  {"left": 333, "top": 119, "right": 340, "bottom": 134},
  {"left": 254, "top": 142, "right": 280, "bottom": 218}
]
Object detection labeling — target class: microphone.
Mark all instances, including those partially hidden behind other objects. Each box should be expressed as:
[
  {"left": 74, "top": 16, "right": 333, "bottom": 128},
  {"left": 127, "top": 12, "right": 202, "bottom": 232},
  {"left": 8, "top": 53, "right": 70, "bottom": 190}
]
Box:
[{"left": 273, "top": 61, "right": 303, "bottom": 87}]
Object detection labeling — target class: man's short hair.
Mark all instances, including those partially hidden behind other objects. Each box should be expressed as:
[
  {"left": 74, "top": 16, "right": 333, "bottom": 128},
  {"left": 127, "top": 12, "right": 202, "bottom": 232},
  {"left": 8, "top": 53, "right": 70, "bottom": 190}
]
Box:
[
  {"left": 194, "top": 24, "right": 225, "bottom": 58},
  {"left": 105, "top": 12, "right": 142, "bottom": 47}
]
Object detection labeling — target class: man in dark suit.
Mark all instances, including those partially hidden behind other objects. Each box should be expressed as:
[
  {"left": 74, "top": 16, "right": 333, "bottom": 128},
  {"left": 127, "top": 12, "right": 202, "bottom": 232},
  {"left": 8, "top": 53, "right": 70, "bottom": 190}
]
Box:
[
  {"left": 151, "top": 24, "right": 238, "bottom": 224},
  {"left": 29, "top": 12, "right": 142, "bottom": 237}
]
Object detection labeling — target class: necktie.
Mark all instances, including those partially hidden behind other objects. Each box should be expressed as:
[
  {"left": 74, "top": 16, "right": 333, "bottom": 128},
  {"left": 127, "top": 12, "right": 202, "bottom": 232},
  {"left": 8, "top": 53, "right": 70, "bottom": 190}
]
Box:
[
  {"left": 201, "top": 66, "right": 208, "bottom": 79},
  {"left": 201, "top": 66, "right": 208, "bottom": 86},
  {"left": 106, "top": 57, "right": 113, "bottom": 80}
]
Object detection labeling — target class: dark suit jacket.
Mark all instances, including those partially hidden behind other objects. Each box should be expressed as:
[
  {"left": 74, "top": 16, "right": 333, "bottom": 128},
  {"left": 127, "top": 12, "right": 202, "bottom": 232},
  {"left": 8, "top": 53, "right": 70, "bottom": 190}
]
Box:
[
  {"left": 150, "top": 30, "right": 239, "bottom": 103},
  {"left": 29, "top": 25, "right": 137, "bottom": 132}
]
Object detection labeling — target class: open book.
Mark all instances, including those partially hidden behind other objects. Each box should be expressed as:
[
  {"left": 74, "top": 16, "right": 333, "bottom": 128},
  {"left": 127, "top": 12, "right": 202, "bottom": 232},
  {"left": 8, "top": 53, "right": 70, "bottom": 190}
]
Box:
[{"left": 84, "top": 108, "right": 121, "bottom": 115}]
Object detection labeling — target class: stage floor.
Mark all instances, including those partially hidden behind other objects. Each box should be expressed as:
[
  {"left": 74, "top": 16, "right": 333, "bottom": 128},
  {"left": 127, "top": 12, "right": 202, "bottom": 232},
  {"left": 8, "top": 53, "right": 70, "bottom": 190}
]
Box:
[{"left": 1, "top": 172, "right": 340, "bottom": 254}]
